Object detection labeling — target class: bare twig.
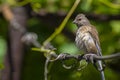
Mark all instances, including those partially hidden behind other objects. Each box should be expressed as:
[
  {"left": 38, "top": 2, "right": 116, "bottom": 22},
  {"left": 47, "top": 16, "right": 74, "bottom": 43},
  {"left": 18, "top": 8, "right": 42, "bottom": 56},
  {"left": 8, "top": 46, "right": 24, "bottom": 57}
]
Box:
[
  {"left": 47, "top": 53, "right": 120, "bottom": 62},
  {"left": 44, "top": 58, "right": 49, "bottom": 80},
  {"left": 94, "top": 53, "right": 120, "bottom": 60}
]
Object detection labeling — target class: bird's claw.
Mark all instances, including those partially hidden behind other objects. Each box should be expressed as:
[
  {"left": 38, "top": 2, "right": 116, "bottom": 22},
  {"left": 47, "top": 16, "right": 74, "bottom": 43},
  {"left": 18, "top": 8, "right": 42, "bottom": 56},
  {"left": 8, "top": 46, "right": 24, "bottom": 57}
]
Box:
[
  {"left": 57, "top": 53, "right": 70, "bottom": 60},
  {"left": 83, "top": 54, "right": 96, "bottom": 63},
  {"left": 49, "top": 53, "right": 69, "bottom": 62}
]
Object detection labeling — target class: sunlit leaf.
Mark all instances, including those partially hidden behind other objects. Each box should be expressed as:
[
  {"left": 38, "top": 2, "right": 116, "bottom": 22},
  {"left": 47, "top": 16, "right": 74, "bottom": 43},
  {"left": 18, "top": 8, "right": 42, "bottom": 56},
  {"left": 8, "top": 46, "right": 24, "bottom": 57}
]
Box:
[
  {"left": 110, "top": 20, "right": 120, "bottom": 33},
  {"left": 58, "top": 42, "right": 79, "bottom": 54}
]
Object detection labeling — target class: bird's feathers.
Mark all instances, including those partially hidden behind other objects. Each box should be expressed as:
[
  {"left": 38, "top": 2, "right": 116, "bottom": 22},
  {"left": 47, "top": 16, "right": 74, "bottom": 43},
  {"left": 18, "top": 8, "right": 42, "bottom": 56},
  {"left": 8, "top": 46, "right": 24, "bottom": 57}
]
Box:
[
  {"left": 75, "top": 25, "right": 100, "bottom": 54},
  {"left": 74, "top": 14, "right": 105, "bottom": 80}
]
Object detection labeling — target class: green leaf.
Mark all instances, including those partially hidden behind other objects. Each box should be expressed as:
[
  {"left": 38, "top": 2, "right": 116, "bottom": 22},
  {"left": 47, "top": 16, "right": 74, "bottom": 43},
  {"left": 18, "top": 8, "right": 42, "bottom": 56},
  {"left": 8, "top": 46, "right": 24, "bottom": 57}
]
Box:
[
  {"left": 0, "top": 37, "right": 7, "bottom": 69},
  {"left": 110, "top": 20, "right": 120, "bottom": 33},
  {"left": 59, "top": 42, "right": 79, "bottom": 54}
]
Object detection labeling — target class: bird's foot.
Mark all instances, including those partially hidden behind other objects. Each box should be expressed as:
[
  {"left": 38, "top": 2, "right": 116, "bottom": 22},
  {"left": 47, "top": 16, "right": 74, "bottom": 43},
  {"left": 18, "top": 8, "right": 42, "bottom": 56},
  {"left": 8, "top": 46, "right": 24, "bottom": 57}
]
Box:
[
  {"left": 54, "top": 53, "right": 73, "bottom": 69},
  {"left": 83, "top": 53, "right": 96, "bottom": 63}
]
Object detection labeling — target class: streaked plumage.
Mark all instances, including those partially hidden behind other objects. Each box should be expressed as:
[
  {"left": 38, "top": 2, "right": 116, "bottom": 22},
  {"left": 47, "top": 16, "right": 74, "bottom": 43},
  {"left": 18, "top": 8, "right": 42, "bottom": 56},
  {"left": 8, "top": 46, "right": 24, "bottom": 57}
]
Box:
[
  {"left": 73, "top": 14, "right": 105, "bottom": 80},
  {"left": 75, "top": 25, "right": 100, "bottom": 54}
]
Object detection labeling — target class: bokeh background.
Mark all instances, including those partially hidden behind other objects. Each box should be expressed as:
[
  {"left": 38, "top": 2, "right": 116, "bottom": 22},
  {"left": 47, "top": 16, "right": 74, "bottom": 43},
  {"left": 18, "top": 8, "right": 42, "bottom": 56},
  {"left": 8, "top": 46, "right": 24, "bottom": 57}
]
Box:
[{"left": 0, "top": 0, "right": 120, "bottom": 80}]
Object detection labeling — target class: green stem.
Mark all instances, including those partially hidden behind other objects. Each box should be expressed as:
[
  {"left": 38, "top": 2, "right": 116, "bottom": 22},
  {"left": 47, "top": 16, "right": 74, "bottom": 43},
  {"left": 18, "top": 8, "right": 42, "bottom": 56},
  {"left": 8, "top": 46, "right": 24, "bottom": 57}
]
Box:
[
  {"left": 99, "top": 0, "right": 120, "bottom": 9},
  {"left": 43, "top": 0, "right": 81, "bottom": 45},
  {"left": 32, "top": 47, "right": 55, "bottom": 53},
  {"left": 17, "top": 0, "right": 30, "bottom": 6}
]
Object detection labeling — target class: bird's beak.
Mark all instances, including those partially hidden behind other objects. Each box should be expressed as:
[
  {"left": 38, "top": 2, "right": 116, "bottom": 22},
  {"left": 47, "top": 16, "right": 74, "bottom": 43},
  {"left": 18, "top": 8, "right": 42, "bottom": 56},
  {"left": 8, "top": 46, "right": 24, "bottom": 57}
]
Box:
[{"left": 73, "top": 20, "right": 76, "bottom": 24}]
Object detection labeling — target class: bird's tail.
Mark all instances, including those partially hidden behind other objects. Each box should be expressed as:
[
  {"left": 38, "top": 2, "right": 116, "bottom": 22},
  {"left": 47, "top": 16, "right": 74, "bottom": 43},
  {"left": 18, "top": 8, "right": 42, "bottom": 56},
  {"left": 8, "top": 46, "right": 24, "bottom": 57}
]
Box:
[
  {"left": 95, "top": 41, "right": 105, "bottom": 80},
  {"left": 97, "top": 60, "right": 105, "bottom": 80}
]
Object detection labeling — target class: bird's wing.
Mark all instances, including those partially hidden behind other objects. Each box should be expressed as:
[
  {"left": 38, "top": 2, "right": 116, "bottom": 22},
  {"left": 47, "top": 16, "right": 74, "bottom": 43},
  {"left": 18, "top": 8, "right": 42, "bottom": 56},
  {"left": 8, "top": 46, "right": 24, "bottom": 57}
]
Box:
[
  {"left": 79, "top": 25, "right": 101, "bottom": 55},
  {"left": 95, "top": 41, "right": 102, "bottom": 56},
  {"left": 82, "top": 26, "right": 105, "bottom": 80},
  {"left": 88, "top": 26, "right": 102, "bottom": 56},
  {"left": 82, "top": 32, "right": 98, "bottom": 54}
]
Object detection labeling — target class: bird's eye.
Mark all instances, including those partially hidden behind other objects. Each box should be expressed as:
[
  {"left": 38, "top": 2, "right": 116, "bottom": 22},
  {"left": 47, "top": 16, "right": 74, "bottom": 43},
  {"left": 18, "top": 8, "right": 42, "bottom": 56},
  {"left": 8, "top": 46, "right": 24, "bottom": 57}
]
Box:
[{"left": 78, "top": 18, "right": 81, "bottom": 20}]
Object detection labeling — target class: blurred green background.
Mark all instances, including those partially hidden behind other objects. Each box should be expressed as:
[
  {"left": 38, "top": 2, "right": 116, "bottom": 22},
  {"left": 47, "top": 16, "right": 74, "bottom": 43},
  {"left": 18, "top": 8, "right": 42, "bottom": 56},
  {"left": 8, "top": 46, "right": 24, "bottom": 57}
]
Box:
[{"left": 0, "top": 0, "right": 120, "bottom": 80}]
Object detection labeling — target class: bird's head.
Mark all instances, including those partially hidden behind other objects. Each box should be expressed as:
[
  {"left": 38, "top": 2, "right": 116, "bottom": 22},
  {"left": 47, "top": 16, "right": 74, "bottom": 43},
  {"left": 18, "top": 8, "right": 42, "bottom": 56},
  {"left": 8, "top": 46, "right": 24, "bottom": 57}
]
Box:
[{"left": 73, "top": 14, "right": 90, "bottom": 27}]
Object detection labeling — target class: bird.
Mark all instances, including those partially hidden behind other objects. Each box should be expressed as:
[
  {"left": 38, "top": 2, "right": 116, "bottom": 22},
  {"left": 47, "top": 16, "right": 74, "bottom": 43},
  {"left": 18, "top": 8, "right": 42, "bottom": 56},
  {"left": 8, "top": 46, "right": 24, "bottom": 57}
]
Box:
[{"left": 73, "top": 13, "right": 105, "bottom": 80}]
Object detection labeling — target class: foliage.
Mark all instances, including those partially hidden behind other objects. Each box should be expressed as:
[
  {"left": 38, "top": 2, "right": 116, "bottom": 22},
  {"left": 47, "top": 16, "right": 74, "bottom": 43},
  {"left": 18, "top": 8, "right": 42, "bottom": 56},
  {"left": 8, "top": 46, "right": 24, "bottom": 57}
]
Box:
[
  {"left": 0, "top": 0, "right": 120, "bottom": 80},
  {"left": 0, "top": 37, "right": 7, "bottom": 69}
]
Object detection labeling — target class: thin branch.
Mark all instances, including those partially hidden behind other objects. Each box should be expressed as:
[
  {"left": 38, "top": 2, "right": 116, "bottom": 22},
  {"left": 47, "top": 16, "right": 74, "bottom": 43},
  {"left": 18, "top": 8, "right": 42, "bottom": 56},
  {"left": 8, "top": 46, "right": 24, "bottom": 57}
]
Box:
[
  {"left": 54, "top": 53, "right": 120, "bottom": 61},
  {"left": 94, "top": 53, "right": 120, "bottom": 60},
  {"left": 43, "top": 0, "right": 81, "bottom": 46},
  {"left": 44, "top": 58, "right": 49, "bottom": 80},
  {"left": 32, "top": 47, "right": 120, "bottom": 61},
  {"left": 42, "top": 52, "right": 120, "bottom": 62}
]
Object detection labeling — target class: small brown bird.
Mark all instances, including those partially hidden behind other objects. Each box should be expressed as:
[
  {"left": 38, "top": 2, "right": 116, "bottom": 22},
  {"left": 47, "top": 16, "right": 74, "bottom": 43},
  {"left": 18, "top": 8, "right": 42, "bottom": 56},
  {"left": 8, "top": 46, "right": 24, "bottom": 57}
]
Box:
[{"left": 73, "top": 14, "right": 105, "bottom": 80}]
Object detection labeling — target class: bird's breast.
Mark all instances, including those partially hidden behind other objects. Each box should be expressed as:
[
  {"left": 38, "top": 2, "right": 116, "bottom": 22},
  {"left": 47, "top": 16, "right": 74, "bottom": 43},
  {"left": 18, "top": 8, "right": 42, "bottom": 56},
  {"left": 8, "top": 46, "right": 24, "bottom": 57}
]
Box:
[
  {"left": 75, "top": 26, "right": 98, "bottom": 54},
  {"left": 75, "top": 29, "right": 86, "bottom": 51}
]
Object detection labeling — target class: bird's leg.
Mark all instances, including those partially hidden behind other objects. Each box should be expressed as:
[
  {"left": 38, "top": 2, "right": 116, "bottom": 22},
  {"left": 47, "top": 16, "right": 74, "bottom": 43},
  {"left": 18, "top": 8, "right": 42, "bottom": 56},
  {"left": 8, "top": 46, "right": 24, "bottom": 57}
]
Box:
[
  {"left": 77, "top": 53, "right": 95, "bottom": 71},
  {"left": 83, "top": 53, "right": 96, "bottom": 63},
  {"left": 83, "top": 54, "right": 105, "bottom": 71}
]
